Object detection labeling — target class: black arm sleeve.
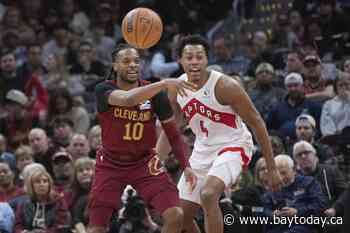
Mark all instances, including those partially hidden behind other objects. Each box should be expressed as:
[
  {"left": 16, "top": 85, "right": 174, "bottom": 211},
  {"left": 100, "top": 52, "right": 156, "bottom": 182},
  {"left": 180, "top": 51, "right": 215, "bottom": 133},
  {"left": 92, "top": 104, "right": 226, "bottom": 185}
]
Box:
[
  {"left": 95, "top": 81, "right": 116, "bottom": 112},
  {"left": 152, "top": 91, "right": 173, "bottom": 121}
]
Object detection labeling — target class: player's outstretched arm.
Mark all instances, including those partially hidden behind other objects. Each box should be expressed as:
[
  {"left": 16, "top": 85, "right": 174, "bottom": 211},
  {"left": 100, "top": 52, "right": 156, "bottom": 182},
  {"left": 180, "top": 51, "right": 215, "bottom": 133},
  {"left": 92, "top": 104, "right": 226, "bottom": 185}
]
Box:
[
  {"left": 108, "top": 79, "right": 197, "bottom": 106},
  {"left": 216, "top": 76, "right": 283, "bottom": 192}
]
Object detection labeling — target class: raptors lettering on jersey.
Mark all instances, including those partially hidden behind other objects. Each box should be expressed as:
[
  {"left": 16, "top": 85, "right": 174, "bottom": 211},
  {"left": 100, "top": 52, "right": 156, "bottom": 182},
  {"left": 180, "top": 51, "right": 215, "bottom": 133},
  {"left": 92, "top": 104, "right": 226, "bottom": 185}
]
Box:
[{"left": 182, "top": 98, "right": 237, "bottom": 128}]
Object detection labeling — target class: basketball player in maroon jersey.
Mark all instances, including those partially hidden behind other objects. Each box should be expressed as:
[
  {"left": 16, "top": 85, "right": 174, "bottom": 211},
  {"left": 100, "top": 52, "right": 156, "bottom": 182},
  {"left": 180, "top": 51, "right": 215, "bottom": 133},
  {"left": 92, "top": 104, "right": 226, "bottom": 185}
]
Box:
[{"left": 87, "top": 44, "right": 197, "bottom": 233}]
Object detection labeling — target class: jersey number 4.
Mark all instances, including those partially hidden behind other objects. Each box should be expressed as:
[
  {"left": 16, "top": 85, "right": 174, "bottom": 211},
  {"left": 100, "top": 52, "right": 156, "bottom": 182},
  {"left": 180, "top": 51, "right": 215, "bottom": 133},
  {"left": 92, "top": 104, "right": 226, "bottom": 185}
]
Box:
[
  {"left": 123, "top": 122, "right": 144, "bottom": 141},
  {"left": 200, "top": 120, "right": 208, "bottom": 137}
]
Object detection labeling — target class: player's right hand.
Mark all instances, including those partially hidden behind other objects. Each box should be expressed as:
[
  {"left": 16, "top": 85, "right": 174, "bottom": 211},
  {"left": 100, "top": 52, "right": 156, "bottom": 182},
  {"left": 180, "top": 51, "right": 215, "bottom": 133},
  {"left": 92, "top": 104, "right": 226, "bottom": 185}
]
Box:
[
  {"left": 162, "top": 79, "right": 197, "bottom": 97},
  {"left": 184, "top": 167, "right": 197, "bottom": 193}
]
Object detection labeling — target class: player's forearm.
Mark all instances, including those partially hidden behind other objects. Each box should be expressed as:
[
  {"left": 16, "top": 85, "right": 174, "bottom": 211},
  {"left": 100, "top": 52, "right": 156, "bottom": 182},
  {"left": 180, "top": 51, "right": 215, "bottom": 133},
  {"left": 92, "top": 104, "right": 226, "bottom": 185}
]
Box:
[
  {"left": 108, "top": 81, "right": 167, "bottom": 106},
  {"left": 250, "top": 116, "right": 276, "bottom": 170},
  {"left": 161, "top": 121, "right": 190, "bottom": 170}
]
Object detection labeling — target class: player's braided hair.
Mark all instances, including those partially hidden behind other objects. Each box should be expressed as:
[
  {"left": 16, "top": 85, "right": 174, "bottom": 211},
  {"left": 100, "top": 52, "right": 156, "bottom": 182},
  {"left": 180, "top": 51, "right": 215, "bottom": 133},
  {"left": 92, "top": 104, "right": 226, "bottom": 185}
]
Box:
[{"left": 107, "top": 43, "right": 134, "bottom": 80}]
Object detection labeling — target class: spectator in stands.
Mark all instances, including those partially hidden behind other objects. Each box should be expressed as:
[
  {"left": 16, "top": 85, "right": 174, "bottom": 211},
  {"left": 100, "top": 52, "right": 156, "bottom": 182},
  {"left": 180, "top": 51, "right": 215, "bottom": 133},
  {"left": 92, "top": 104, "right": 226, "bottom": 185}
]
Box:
[
  {"left": 0, "top": 6, "right": 35, "bottom": 47},
  {"left": 248, "top": 62, "right": 286, "bottom": 121},
  {"left": 50, "top": 117, "right": 75, "bottom": 148},
  {"left": 0, "top": 161, "right": 23, "bottom": 202},
  {"left": 71, "top": 157, "right": 95, "bottom": 233},
  {"left": 0, "top": 134, "right": 16, "bottom": 171},
  {"left": 270, "top": 135, "right": 286, "bottom": 156},
  {"left": 325, "top": 185, "right": 350, "bottom": 233},
  {"left": 68, "top": 134, "right": 90, "bottom": 160},
  {"left": 294, "top": 114, "right": 334, "bottom": 163},
  {"left": 263, "top": 154, "right": 327, "bottom": 233},
  {"left": 23, "top": 43, "right": 46, "bottom": 76},
  {"left": 14, "top": 169, "right": 71, "bottom": 233},
  {"left": 267, "top": 72, "right": 322, "bottom": 140},
  {"left": 42, "top": 25, "right": 70, "bottom": 65},
  {"left": 303, "top": 55, "right": 335, "bottom": 102},
  {"left": 87, "top": 125, "right": 101, "bottom": 158},
  {"left": 90, "top": 24, "right": 115, "bottom": 66},
  {"left": 231, "top": 157, "right": 269, "bottom": 233},
  {"left": 51, "top": 150, "right": 74, "bottom": 206},
  {"left": 28, "top": 128, "right": 56, "bottom": 175},
  {"left": 59, "top": 0, "right": 90, "bottom": 36},
  {"left": 288, "top": 10, "right": 305, "bottom": 48},
  {"left": 320, "top": 71, "right": 350, "bottom": 136},
  {"left": 0, "top": 90, "right": 36, "bottom": 149},
  {"left": 285, "top": 50, "right": 304, "bottom": 75},
  {"left": 0, "top": 202, "right": 15, "bottom": 233},
  {"left": 343, "top": 58, "right": 350, "bottom": 74},
  {"left": 14, "top": 145, "right": 34, "bottom": 185},
  {"left": 210, "top": 34, "right": 250, "bottom": 76},
  {"left": 293, "top": 141, "right": 347, "bottom": 204},
  {"left": 47, "top": 88, "right": 90, "bottom": 134}
]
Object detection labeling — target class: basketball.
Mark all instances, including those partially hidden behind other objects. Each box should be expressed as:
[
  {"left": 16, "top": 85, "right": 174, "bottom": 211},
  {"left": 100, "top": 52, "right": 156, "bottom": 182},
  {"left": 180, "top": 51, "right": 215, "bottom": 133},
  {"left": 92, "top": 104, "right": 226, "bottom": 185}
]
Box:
[{"left": 121, "top": 8, "right": 163, "bottom": 49}]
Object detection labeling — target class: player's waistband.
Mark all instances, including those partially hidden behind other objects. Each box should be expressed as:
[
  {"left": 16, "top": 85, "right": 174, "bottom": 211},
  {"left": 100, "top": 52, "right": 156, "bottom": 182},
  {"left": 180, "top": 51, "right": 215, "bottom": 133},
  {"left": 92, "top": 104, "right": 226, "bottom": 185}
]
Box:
[{"left": 98, "top": 147, "right": 155, "bottom": 165}]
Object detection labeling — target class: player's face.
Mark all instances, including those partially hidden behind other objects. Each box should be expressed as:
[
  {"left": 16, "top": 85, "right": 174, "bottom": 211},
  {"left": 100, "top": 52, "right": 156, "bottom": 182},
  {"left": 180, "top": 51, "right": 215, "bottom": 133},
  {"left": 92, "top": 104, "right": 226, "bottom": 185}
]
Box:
[
  {"left": 114, "top": 48, "right": 141, "bottom": 84},
  {"left": 180, "top": 45, "right": 208, "bottom": 82}
]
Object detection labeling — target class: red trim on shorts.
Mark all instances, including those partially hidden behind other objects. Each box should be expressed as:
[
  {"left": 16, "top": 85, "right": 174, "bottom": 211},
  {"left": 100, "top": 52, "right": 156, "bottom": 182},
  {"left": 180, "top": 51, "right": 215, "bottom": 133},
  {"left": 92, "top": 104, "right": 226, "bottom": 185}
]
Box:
[{"left": 218, "top": 147, "right": 250, "bottom": 170}]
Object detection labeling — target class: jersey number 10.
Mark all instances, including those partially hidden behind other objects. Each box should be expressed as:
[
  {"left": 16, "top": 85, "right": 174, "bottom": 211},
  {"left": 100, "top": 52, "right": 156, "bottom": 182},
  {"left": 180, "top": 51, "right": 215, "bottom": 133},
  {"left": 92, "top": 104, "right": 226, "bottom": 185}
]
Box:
[{"left": 123, "top": 122, "right": 144, "bottom": 141}]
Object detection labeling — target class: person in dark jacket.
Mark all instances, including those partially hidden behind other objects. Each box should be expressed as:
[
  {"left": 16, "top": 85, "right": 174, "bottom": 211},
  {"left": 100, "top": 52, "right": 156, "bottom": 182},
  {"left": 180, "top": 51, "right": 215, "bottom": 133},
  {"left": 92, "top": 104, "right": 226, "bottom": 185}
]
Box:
[
  {"left": 14, "top": 169, "right": 71, "bottom": 233},
  {"left": 293, "top": 141, "right": 347, "bottom": 204},
  {"left": 263, "top": 154, "right": 327, "bottom": 233}
]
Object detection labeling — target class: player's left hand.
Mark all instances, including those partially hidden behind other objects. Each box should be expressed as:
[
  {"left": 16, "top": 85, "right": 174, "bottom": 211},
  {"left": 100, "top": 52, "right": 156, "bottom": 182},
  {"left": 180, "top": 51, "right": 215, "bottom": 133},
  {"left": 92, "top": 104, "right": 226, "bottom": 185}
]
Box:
[
  {"left": 184, "top": 167, "right": 197, "bottom": 193},
  {"left": 267, "top": 168, "right": 283, "bottom": 192}
]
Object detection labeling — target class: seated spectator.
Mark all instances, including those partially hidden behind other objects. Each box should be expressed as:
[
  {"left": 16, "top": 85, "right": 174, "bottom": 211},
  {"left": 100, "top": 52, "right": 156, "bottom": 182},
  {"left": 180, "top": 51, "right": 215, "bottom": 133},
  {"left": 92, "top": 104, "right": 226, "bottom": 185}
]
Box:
[
  {"left": 0, "top": 90, "right": 36, "bottom": 150},
  {"left": 325, "top": 185, "right": 350, "bottom": 233},
  {"left": 209, "top": 34, "right": 251, "bottom": 76},
  {"left": 0, "top": 161, "right": 24, "bottom": 202},
  {"left": 14, "top": 169, "right": 71, "bottom": 233},
  {"left": 71, "top": 157, "right": 95, "bottom": 233},
  {"left": 231, "top": 157, "right": 269, "bottom": 233},
  {"left": 267, "top": 72, "right": 322, "bottom": 140},
  {"left": 263, "top": 154, "right": 327, "bottom": 233},
  {"left": 293, "top": 114, "right": 335, "bottom": 163},
  {"left": 14, "top": 145, "right": 34, "bottom": 185},
  {"left": 247, "top": 62, "right": 286, "bottom": 121},
  {"left": 67, "top": 134, "right": 90, "bottom": 160},
  {"left": 0, "top": 202, "right": 15, "bottom": 233},
  {"left": 320, "top": 71, "right": 350, "bottom": 136},
  {"left": 47, "top": 88, "right": 90, "bottom": 134},
  {"left": 303, "top": 55, "right": 335, "bottom": 102},
  {"left": 28, "top": 128, "right": 56, "bottom": 175},
  {"left": 51, "top": 151, "right": 74, "bottom": 200},
  {"left": 50, "top": 117, "right": 75, "bottom": 148},
  {"left": 87, "top": 125, "right": 101, "bottom": 158},
  {"left": 293, "top": 141, "right": 347, "bottom": 204}
]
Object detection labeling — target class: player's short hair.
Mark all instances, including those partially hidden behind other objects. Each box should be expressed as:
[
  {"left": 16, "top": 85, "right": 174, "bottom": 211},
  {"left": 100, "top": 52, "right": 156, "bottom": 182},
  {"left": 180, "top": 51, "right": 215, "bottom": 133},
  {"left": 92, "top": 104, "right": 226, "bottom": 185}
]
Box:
[
  {"left": 111, "top": 43, "right": 135, "bottom": 62},
  {"left": 177, "top": 34, "right": 210, "bottom": 58}
]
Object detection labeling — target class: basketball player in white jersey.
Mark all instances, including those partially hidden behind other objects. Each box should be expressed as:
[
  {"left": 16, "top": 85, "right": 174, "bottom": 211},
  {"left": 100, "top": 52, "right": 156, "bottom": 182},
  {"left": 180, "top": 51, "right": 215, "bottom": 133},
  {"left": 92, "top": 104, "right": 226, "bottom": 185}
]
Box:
[{"left": 157, "top": 35, "right": 283, "bottom": 233}]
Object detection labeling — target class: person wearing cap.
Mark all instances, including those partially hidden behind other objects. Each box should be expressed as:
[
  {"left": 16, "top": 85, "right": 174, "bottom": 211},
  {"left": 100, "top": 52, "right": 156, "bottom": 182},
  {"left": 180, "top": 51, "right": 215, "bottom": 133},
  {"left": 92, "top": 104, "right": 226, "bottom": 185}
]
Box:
[
  {"left": 248, "top": 62, "right": 286, "bottom": 121},
  {"left": 51, "top": 151, "right": 74, "bottom": 195},
  {"left": 294, "top": 114, "right": 335, "bottom": 164},
  {"left": 0, "top": 89, "right": 35, "bottom": 150},
  {"left": 320, "top": 71, "right": 350, "bottom": 136},
  {"left": 293, "top": 140, "right": 347, "bottom": 230},
  {"left": 303, "top": 54, "right": 335, "bottom": 102},
  {"left": 267, "top": 72, "right": 322, "bottom": 140}
]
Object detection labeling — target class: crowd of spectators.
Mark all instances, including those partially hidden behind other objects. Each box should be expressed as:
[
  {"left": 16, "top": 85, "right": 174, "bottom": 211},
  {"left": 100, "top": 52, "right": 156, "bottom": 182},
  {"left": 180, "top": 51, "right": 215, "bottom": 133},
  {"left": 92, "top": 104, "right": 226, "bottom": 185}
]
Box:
[{"left": 1, "top": 0, "right": 350, "bottom": 233}]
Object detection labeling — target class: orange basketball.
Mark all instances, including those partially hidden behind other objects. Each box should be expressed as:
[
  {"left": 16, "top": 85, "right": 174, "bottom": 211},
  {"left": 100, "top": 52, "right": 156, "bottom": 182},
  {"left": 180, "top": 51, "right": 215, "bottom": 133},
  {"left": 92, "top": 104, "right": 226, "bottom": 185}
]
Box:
[{"left": 121, "top": 8, "right": 163, "bottom": 49}]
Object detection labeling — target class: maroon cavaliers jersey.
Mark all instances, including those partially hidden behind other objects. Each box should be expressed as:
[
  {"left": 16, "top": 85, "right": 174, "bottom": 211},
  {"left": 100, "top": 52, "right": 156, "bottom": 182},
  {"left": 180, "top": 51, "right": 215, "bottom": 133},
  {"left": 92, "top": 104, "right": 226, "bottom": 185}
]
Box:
[{"left": 95, "top": 80, "right": 173, "bottom": 161}]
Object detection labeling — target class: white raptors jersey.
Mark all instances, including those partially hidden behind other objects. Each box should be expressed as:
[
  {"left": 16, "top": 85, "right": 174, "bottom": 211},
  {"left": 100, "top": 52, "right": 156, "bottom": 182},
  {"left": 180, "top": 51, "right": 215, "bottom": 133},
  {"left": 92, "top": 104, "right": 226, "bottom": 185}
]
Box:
[{"left": 177, "top": 70, "right": 253, "bottom": 155}]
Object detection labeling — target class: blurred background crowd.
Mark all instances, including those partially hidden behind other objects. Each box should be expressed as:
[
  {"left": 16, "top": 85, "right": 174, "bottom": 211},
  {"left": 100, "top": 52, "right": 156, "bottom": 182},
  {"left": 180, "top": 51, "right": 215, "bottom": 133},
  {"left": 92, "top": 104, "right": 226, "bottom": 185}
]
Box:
[{"left": 0, "top": 0, "right": 350, "bottom": 233}]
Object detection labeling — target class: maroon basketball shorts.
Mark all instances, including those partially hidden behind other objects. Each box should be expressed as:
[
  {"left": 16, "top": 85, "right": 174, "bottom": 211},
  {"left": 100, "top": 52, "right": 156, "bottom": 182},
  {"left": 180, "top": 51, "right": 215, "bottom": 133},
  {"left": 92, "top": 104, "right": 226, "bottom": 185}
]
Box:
[{"left": 88, "top": 149, "right": 179, "bottom": 227}]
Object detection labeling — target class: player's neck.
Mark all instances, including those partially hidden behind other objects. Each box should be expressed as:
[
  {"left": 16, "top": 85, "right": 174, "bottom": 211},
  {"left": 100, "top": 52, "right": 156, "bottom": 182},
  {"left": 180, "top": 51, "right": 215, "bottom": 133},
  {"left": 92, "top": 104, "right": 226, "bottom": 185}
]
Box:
[
  {"left": 191, "top": 70, "right": 210, "bottom": 89},
  {"left": 116, "top": 78, "right": 139, "bottom": 90}
]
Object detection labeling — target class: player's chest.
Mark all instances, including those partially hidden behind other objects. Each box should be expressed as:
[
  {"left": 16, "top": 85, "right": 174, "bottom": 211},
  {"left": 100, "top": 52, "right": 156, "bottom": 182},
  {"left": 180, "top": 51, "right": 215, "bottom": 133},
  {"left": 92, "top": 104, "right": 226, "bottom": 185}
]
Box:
[{"left": 111, "top": 100, "right": 155, "bottom": 122}]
